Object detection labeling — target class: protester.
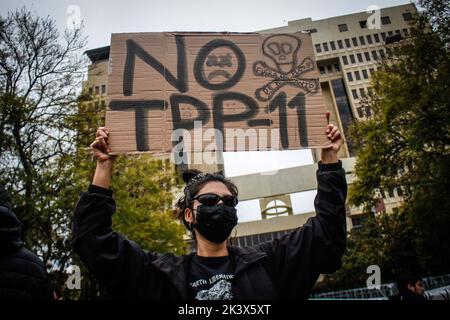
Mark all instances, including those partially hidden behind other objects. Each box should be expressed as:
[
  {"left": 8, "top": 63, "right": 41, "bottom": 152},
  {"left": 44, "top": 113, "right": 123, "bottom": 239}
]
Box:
[
  {"left": 72, "top": 117, "right": 347, "bottom": 299},
  {"left": 0, "top": 186, "right": 53, "bottom": 300}
]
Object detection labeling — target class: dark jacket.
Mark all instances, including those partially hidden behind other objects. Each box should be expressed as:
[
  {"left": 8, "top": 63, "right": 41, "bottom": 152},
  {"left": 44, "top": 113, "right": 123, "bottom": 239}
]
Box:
[
  {"left": 72, "top": 161, "right": 347, "bottom": 299},
  {"left": 0, "top": 205, "right": 53, "bottom": 300}
]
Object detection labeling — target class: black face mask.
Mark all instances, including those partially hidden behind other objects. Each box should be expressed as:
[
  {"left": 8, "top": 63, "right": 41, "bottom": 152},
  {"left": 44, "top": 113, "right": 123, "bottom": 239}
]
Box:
[{"left": 193, "top": 203, "right": 238, "bottom": 243}]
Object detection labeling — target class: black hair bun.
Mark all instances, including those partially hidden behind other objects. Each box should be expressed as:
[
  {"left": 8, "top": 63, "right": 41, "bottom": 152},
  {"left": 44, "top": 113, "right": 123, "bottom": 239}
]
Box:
[
  {"left": 215, "top": 170, "right": 224, "bottom": 177},
  {"left": 182, "top": 169, "right": 203, "bottom": 184}
]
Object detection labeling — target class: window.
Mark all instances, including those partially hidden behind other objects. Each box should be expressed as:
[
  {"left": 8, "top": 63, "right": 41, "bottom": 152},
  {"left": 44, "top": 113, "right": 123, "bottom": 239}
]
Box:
[
  {"left": 362, "top": 69, "right": 369, "bottom": 79},
  {"left": 319, "top": 66, "right": 326, "bottom": 74},
  {"left": 330, "top": 78, "right": 355, "bottom": 156},
  {"left": 307, "top": 28, "right": 318, "bottom": 33},
  {"left": 379, "top": 49, "right": 386, "bottom": 59},
  {"left": 334, "top": 63, "right": 340, "bottom": 72},
  {"left": 349, "top": 54, "right": 356, "bottom": 64},
  {"left": 101, "top": 84, "right": 106, "bottom": 94},
  {"left": 380, "top": 188, "right": 386, "bottom": 199},
  {"left": 372, "top": 50, "right": 379, "bottom": 60},
  {"left": 359, "top": 88, "right": 366, "bottom": 97},
  {"left": 386, "top": 47, "right": 393, "bottom": 57},
  {"left": 381, "top": 16, "right": 391, "bottom": 25},
  {"left": 342, "top": 55, "right": 349, "bottom": 65},
  {"left": 366, "top": 34, "right": 373, "bottom": 44},
  {"left": 388, "top": 31, "right": 394, "bottom": 36},
  {"left": 315, "top": 44, "right": 322, "bottom": 53},
  {"left": 345, "top": 38, "right": 351, "bottom": 48},
  {"left": 327, "top": 65, "right": 333, "bottom": 73},
  {"left": 352, "top": 37, "right": 358, "bottom": 46},
  {"left": 359, "top": 20, "right": 367, "bottom": 28},
  {"left": 338, "top": 23, "right": 348, "bottom": 32},
  {"left": 95, "top": 86, "right": 99, "bottom": 94},
  {"left": 381, "top": 32, "right": 387, "bottom": 41},
  {"left": 88, "top": 87, "right": 93, "bottom": 95},
  {"left": 337, "top": 40, "right": 344, "bottom": 49},
  {"left": 402, "top": 12, "right": 413, "bottom": 21},
  {"left": 347, "top": 72, "right": 353, "bottom": 82},
  {"left": 330, "top": 41, "right": 336, "bottom": 50},
  {"left": 396, "top": 187, "right": 403, "bottom": 197},
  {"left": 357, "top": 53, "right": 363, "bottom": 63},
  {"left": 367, "top": 87, "right": 374, "bottom": 95},
  {"left": 364, "top": 52, "right": 371, "bottom": 61},
  {"left": 357, "top": 106, "right": 364, "bottom": 118},
  {"left": 403, "top": 28, "right": 409, "bottom": 36},
  {"left": 323, "top": 42, "right": 329, "bottom": 52},
  {"left": 352, "top": 89, "right": 359, "bottom": 99},
  {"left": 395, "top": 29, "right": 401, "bottom": 35},
  {"left": 374, "top": 33, "right": 380, "bottom": 42},
  {"left": 359, "top": 36, "right": 366, "bottom": 45},
  {"left": 354, "top": 70, "right": 361, "bottom": 81}
]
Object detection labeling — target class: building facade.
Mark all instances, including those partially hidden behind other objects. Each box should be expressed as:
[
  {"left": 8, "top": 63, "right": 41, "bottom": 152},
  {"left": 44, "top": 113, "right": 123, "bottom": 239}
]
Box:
[{"left": 259, "top": 3, "right": 417, "bottom": 159}]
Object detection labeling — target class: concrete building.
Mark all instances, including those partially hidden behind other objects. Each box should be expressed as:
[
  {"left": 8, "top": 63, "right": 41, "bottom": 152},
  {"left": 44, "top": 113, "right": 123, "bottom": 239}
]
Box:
[{"left": 83, "top": 46, "right": 109, "bottom": 107}]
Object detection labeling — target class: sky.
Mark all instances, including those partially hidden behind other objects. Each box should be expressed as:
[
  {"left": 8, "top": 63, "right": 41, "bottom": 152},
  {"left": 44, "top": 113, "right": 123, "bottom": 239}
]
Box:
[
  {"left": 1, "top": 0, "right": 413, "bottom": 51},
  {"left": 1, "top": 0, "right": 412, "bottom": 220}
]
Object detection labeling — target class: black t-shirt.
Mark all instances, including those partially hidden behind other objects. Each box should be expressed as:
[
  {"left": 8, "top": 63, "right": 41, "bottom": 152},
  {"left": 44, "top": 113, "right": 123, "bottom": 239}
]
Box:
[{"left": 188, "top": 255, "right": 234, "bottom": 300}]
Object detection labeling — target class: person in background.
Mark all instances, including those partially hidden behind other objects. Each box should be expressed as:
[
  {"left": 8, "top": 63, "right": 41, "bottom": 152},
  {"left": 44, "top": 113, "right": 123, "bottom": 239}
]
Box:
[
  {"left": 390, "top": 274, "right": 426, "bottom": 300},
  {"left": 0, "top": 186, "right": 53, "bottom": 300}
]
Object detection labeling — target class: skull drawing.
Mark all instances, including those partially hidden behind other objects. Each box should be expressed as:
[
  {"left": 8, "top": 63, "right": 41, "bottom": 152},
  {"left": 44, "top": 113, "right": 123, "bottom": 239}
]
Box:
[{"left": 262, "top": 34, "right": 301, "bottom": 74}]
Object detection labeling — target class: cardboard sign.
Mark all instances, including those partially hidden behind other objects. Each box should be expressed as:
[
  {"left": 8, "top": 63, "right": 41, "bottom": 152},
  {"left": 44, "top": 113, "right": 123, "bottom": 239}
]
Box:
[{"left": 106, "top": 32, "right": 330, "bottom": 154}]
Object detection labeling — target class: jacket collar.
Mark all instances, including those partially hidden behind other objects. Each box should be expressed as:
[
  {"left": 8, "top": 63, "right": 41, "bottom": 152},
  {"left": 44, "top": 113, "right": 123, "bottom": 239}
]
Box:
[
  {"left": 151, "top": 246, "right": 267, "bottom": 298},
  {"left": 227, "top": 245, "right": 268, "bottom": 276},
  {"left": 151, "top": 252, "right": 194, "bottom": 299}
]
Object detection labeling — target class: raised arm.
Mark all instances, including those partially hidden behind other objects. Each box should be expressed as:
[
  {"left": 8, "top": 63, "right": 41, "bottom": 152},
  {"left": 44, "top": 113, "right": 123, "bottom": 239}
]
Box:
[
  {"left": 257, "top": 120, "right": 347, "bottom": 299},
  {"left": 72, "top": 128, "right": 157, "bottom": 298}
]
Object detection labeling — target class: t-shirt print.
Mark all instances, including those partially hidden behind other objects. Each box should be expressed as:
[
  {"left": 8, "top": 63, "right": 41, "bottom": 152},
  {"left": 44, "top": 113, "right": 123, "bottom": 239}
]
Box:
[{"left": 188, "top": 255, "right": 234, "bottom": 300}]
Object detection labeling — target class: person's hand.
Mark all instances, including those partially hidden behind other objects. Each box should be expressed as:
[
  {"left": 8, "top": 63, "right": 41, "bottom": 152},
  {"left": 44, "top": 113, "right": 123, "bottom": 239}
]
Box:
[
  {"left": 321, "top": 112, "right": 342, "bottom": 164},
  {"left": 90, "top": 127, "right": 116, "bottom": 189},
  {"left": 90, "top": 127, "right": 114, "bottom": 164}
]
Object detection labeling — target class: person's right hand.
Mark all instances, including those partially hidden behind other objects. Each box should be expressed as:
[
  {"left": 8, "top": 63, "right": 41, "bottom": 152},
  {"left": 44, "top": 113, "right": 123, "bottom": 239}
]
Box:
[{"left": 90, "top": 127, "right": 113, "bottom": 163}]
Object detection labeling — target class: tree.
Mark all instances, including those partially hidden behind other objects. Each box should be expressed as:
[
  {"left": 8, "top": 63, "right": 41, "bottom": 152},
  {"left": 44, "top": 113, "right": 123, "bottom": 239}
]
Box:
[
  {"left": 0, "top": 7, "right": 87, "bottom": 292},
  {"left": 318, "top": 210, "right": 423, "bottom": 292},
  {"left": 346, "top": 0, "right": 450, "bottom": 281},
  {"left": 111, "top": 155, "right": 187, "bottom": 255}
]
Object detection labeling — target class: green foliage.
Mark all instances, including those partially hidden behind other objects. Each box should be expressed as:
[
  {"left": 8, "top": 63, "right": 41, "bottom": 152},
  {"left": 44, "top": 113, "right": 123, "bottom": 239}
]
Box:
[
  {"left": 111, "top": 155, "right": 187, "bottom": 255},
  {"left": 319, "top": 210, "right": 422, "bottom": 292}
]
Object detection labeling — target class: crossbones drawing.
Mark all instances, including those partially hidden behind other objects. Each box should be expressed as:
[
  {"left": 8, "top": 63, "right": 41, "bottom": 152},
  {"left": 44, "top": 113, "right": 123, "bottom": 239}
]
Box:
[{"left": 253, "top": 34, "right": 320, "bottom": 101}]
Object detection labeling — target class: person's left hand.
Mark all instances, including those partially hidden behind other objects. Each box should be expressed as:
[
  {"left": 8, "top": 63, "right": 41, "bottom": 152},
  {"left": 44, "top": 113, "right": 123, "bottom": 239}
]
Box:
[{"left": 321, "top": 112, "right": 342, "bottom": 163}]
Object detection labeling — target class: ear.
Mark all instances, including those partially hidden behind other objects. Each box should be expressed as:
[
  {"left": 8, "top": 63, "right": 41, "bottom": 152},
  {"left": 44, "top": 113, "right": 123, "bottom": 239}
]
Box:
[
  {"left": 407, "top": 283, "right": 415, "bottom": 291},
  {"left": 184, "top": 207, "right": 194, "bottom": 223}
]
